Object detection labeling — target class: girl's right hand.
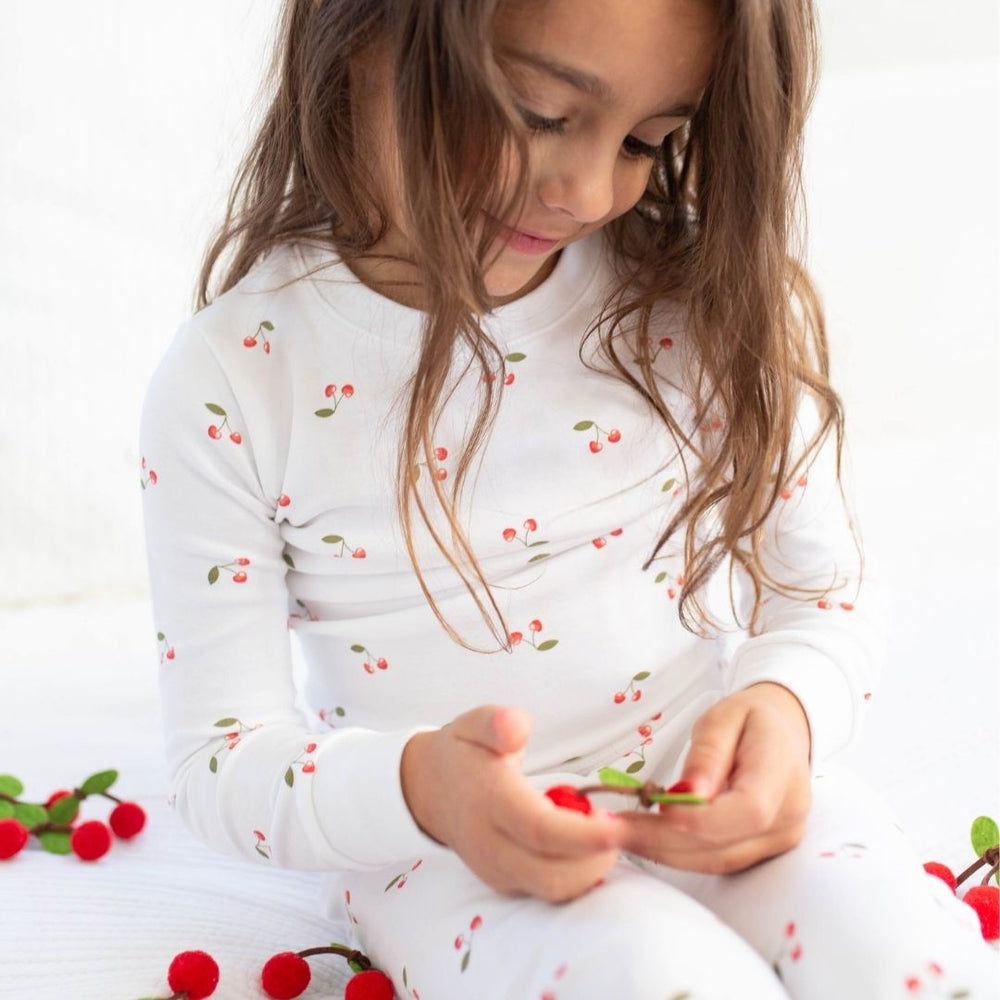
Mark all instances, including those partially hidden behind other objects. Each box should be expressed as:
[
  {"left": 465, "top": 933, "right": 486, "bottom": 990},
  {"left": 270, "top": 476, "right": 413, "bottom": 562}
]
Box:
[{"left": 400, "top": 705, "right": 623, "bottom": 902}]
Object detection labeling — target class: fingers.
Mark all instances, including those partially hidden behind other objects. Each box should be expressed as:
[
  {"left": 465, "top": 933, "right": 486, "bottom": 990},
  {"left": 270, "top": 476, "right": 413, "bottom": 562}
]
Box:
[
  {"left": 673, "top": 698, "right": 745, "bottom": 799},
  {"left": 449, "top": 704, "right": 532, "bottom": 757}
]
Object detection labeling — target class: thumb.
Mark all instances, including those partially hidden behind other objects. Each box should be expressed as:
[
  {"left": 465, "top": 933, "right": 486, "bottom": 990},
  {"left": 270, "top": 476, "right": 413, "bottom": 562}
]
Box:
[
  {"left": 677, "top": 701, "right": 745, "bottom": 799},
  {"left": 452, "top": 704, "right": 532, "bottom": 757}
]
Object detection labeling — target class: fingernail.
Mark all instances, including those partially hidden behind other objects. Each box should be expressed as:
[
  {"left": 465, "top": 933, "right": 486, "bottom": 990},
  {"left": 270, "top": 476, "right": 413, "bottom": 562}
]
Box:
[
  {"left": 603, "top": 809, "right": 617, "bottom": 819},
  {"left": 667, "top": 780, "right": 694, "bottom": 794}
]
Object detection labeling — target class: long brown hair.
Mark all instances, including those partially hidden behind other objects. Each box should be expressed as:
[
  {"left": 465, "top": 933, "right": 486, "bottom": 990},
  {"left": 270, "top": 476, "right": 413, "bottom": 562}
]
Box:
[{"left": 198, "top": 0, "right": 849, "bottom": 646}]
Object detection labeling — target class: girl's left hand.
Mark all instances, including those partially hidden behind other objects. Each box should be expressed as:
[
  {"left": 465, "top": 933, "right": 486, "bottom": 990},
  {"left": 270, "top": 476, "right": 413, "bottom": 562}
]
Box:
[{"left": 616, "top": 682, "right": 812, "bottom": 874}]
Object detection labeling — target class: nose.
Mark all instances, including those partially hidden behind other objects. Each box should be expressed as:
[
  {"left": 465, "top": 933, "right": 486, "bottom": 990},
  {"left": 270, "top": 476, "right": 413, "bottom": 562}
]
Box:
[{"left": 535, "top": 145, "right": 616, "bottom": 224}]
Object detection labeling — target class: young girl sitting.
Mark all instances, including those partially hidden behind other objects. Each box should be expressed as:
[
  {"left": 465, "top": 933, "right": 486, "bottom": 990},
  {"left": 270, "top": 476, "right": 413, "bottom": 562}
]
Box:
[{"left": 140, "top": 1, "right": 998, "bottom": 996}]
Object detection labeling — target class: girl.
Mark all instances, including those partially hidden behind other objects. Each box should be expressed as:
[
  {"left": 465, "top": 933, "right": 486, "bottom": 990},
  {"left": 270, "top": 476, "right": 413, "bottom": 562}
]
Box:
[{"left": 140, "top": 1, "right": 998, "bottom": 997}]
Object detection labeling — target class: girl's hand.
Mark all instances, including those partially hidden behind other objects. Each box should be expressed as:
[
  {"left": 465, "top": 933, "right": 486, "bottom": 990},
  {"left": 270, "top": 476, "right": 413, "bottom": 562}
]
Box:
[
  {"left": 617, "top": 683, "right": 812, "bottom": 874},
  {"left": 401, "top": 705, "right": 623, "bottom": 902}
]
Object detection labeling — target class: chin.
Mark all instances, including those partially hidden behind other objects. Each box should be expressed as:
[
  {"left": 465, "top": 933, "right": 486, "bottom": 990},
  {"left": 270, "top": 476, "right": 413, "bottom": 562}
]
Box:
[{"left": 483, "top": 256, "right": 555, "bottom": 303}]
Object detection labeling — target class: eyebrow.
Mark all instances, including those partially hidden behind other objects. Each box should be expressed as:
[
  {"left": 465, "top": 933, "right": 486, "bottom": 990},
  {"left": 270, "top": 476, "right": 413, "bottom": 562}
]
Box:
[{"left": 503, "top": 49, "right": 700, "bottom": 120}]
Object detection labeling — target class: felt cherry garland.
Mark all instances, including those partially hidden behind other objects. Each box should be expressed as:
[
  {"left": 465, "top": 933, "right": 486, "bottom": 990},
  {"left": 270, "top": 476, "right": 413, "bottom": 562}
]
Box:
[
  {"left": 923, "top": 814, "right": 999, "bottom": 941},
  {"left": 138, "top": 945, "right": 394, "bottom": 1000},
  {"left": 545, "top": 766, "right": 708, "bottom": 814},
  {"left": 0, "top": 770, "right": 146, "bottom": 861}
]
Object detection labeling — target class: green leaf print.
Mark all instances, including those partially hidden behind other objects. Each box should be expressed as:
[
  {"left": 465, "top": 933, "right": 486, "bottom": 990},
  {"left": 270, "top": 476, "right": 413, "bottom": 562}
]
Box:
[
  {"left": 315, "top": 408, "right": 335, "bottom": 417},
  {"left": 261, "top": 320, "right": 274, "bottom": 331},
  {"left": 506, "top": 352, "right": 527, "bottom": 362},
  {"left": 322, "top": 535, "right": 344, "bottom": 544},
  {"left": 209, "top": 756, "right": 218, "bottom": 773},
  {"left": 537, "top": 640, "right": 559, "bottom": 651},
  {"left": 350, "top": 644, "right": 365, "bottom": 653},
  {"left": 205, "top": 403, "right": 227, "bottom": 416},
  {"left": 285, "top": 767, "right": 295, "bottom": 788},
  {"left": 632, "top": 671, "right": 650, "bottom": 681},
  {"left": 208, "top": 566, "right": 220, "bottom": 585},
  {"left": 215, "top": 718, "right": 239, "bottom": 727},
  {"left": 573, "top": 420, "right": 594, "bottom": 431},
  {"left": 661, "top": 478, "right": 677, "bottom": 492},
  {"left": 461, "top": 951, "right": 471, "bottom": 973},
  {"left": 626, "top": 760, "right": 645, "bottom": 774}
]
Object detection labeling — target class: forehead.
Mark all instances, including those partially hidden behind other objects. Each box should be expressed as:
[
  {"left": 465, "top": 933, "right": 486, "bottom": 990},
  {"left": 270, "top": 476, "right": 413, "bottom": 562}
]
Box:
[{"left": 494, "top": 0, "right": 720, "bottom": 120}]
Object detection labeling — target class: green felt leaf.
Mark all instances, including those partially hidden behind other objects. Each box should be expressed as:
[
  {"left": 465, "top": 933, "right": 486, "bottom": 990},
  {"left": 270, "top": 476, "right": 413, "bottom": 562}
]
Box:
[
  {"left": 284, "top": 767, "right": 294, "bottom": 788},
  {"left": 537, "top": 640, "right": 559, "bottom": 651},
  {"left": 626, "top": 760, "right": 645, "bottom": 774},
  {"left": 13, "top": 802, "right": 48, "bottom": 828},
  {"left": 80, "top": 770, "right": 117, "bottom": 796},
  {"left": 461, "top": 950, "right": 471, "bottom": 973},
  {"left": 205, "top": 402, "right": 227, "bottom": 416},
  {"left": 632, "top": 671, "right": 650, "bottom": 681},
  {"left": 314, "top": 408, "right": 335, "bottom": 417},
  {"left": 0, "top": 775, "right": 24, "bottom": 797},
  {"left": 261, "top": 320, "right": 274, "bottom": 331},
  {"left": 573, "top": 420, "right": 594, "bottom": 431},
  {"left": 506, "top": 352, "right": 526, "bottom": 362},
  {"left": 645, "top": 792, "right": 708, "bottom": 806},
  {"left": 528, "top": 552, "right": 550, "bottom": 563},
  {"left": 0, "top": 801, "right": 14, "bottom": 819},
  {"left": 971, "top": 816, "right": 999, "bottom": 857},
  {"left": 661, "top": 478, "right": 677, "bottom": 492},
  {"left": 597, "top": 767, "right": 641, "bottom": 789},
  {"left": 38, "top": 830, "right": 72, "bottom": 855},
  {"left": 208, "top": 565, "right": 220, "bottom": 585},
  {"left": 48, "top": 795, "right": 80, "bottom": 825},
  {"left": 209, "top": 756, "right": 218, "bottom": 773},
  {"left": 350, "top": 644, "right": 365, "bottom": 653},
  {"left": 322, "top": 535, "right": 344, "bottom": 544},
  {"left": 215, "top": 717, "right": 239, "bottom": 727}
]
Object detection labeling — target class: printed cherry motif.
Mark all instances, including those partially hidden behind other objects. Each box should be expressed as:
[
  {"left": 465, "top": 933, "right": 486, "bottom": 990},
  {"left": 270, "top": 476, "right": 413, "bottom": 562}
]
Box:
[
  {"left": 633, "top": 335, "right": 675, "bottom": 367},
  {"left": 500, "top": 517, "right": 550, "bottom": 563},
  {"left": 573, "top": 419, "right": 622, "bottom": 453},
  {"left": 508, "top": 618, "right": 559, "bottom": 652},
  {"left": 816, "top": 598, "right": 855, "bottom": 612},
  {"left": 277, "top": 494, "right": 291, "bottom": 508},
  {"left": 621, "top": 718, "right": 658, "bottom": 774},
  {"left": 253, "top": 829, "right": 272, "bottom": 859},
  {"left": 592, "top": 526, "right": 624, "bottom": 549},
  {"left": 772, "top": 921, "right": 803, "bottom": 982},
  {"left": 413, "top": 445, "right": 449, "bottom": 482},
  {"left": 351, "top": 643, "right": 388, "bottom": 674},
  {"left": 205, "top": 403, "right": 242, "bottom": 444},
  {"left": 156, "top": 631, "right": 175, "bottom": 663},
  {"left": 454, "top": 914, "right": 483, "bottom": 973},
  {"left": 318, "top": 705, "right": 347, "bottom": 727},
  {"left": 384, "top": 857, "right": 423, "bottom": 892},
  {"left": 207, "top": 717, "right": 261, "bottom": 773},
  {"left": 481, "top": 350, "right": 526, "bottom": 386},
  {"left": 284, "top": 742, "right": 318, "bottom": 787},
  {"left": 322, "top": 534, "right": 367, "bottom": 559},
  {"left": 315, "top": 382, "right": 355, "bottom": 417},
  {"left": 140, "top": 457, "right": 158, "bottom": 490},
  {"left": 613, "top": 670, "right": 650, "bottom": 704},
  {"left": 242, "top": 319, "right": 274, "bottom": 353},
  {"left": 207, "top": 558, "right": 251, "bottom": 585}
]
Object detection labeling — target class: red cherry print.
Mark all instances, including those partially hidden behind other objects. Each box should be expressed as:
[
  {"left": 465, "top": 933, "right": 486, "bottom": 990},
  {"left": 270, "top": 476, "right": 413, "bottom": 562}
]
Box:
[
  {"left": 434, "top": 446, "right": 448, "bottom": 461},
  {"left": 509, "top": 631, "right": 523, "bottom": 645},
  {"left": 208, "top": 425, "right": 222, "bottom": 439},
  {"left": 277, "top": 494, "right": 291, "bottom": 507},
  {"left": 638, "top": 724, "right": 652, "bottom": 738},
  {"left": 503, "top": 372, "right": 515, "bottom": 385},
  {"left": 230, "top": 432, "right": 242, "bottom": 444},
  {"left": 631, "top": 689, "right": 642, "bottom": 702},
  {"left": 70, "top": 820, "right": 112, "bottom": 861},
  {"left": 244, "top": 336, "right": 257, "bottom": 348},
  {"left": 592, "top": 537, "right": 607, "bottom": 548},
  {"left": 363, "top": 662, "right": 375, "bottom": 674},
  {"left": 341, "top": 384, "right": 354, "bottom": 397},
  {"left": 435, "top": 467, "right": 448, "bottom": 481},
  {"left": 470, "top": 914, "right": 483, "bottom": 931},
  {"left": 235, "top": 557, "right": 250, "bottom": 566},
  {"left": 502, "top": 528, "right": 516, "bottom": 542},
  {"left": 785, "top": 922, "right": 796, "bottom": 937},
  {"left": 352, "top": 548, "right": 367, "bottom": 559},
  {"left": 840, "top": 602, "right": 854, "bottom": 611},
  {"left": 780, "top": 488, "right": 793, "bottom": 500},
  {"left": 613, "top": 692, "right": 626, "bottom": 704},
  {"left": 790, "top": 944, "right": 803, "bottom": 962},
  {"left": 397, "top": 876, "right": 407, "bottom": 888},
  {"left": 589, "top": 440, "right": 603, "bottom": 454},
  {"left": 411, "top": 859, "right": 423, "bottom": 869},
  {"left": 301, "top": 761, "right": 316, "bottom": 774},
  {"left": 610, "top": 527, "right": 623, "bottom": 536},
  {"left": 148, "top": 470, "right": 158, "bottom": 485},
  {"left": 344, "top": 969, "right": 394, "bottom": 1000},
  {"left": 376, "top": 657, "right": 388, "bottom": 670},
  {"left": 607, "top": 429, "right": 621, "bottom": 443},
  {"left": 0, "top": 818, "right": 30, "bottom": 859},
  {"left": 263, "top": 342, "right": 271, "bottom": 354},
  {"left": 528, "top": 619, "right": 542, "bottom": 632},
  {"left": 797, "top": 474, "right": 808, "bottom": 487},
  {"left": 922, "top": 861, "right": 957, "bottom": 893},
  {"left": 325, "top": 384, "right": 337, "bottom": 397},
  {"left": 905, "top": 978, "right": 921, "bottom": 993},
  {"left": 233, "top": 571, "right": 248, "bottom": 584},
  {"left": 454, "top": 935, "right": 464, "bottom": 950},
  {"left": 651, "top": 712, "right": 662, "bottom": 721},
  {"left": 545, "top": 785, "right": 592, "bottom": 814},
  {"left": 659, "top": 336, "right": 673, "bottom": 349},
  {"left": 304, "top": 742, "right": 317, "bottom": 753},
  {"left": 109, "top": 802, "right": 147, "bottom": 839},
  {"left": 523, "top": 518, "right": 537, "bottom": 532},
  {"left": 710, "top": 417, "right": 723, "bottom": 430},
  {"left": 167, "top": 950, "right": 220, "bottom": 1000},
  {"left": 667, "top": 588, "right": 677, "bottom": 600},
  {"left": 817, "top": 599, "right": 832, "bottom": 610},
  {"left": 261, "top": 951, "right": 311, "bottom": 999}
]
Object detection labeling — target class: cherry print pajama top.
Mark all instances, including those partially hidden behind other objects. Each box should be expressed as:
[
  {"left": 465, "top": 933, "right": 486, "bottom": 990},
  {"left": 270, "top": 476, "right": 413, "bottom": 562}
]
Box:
[{"left": 139, "top": 231, "right": 881, "bottom": 873}]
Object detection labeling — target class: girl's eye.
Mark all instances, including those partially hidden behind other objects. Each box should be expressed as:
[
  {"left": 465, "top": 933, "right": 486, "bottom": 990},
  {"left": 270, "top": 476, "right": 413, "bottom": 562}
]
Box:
[
  {"left": 518, "top": 107, "right": 566, "bottom": 134},
  {"left": 621, "top": 135, "right": 662, "bottom": 161},
  {"left": 518, "top": 106, "right": 661, "bottom": 161}
]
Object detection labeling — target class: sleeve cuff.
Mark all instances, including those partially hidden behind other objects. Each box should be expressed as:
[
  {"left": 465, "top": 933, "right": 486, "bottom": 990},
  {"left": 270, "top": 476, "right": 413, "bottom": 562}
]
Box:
[
  {"left": 312, "top": 726, "right": 449, "bottom": 868},
  {"left": 726, "top": 638, "right": 856, "bottom": 774}
]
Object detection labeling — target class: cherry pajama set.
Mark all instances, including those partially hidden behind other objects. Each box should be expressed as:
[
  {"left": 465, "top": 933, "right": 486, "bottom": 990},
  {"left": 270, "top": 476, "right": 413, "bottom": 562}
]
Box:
[{"left": 141, "top": 232, "right": 998, "bottom": 999}]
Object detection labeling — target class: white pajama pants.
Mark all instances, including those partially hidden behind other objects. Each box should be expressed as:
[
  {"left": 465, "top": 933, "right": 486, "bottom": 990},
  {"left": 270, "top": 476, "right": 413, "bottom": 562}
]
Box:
[{"left": 326, "top": 769, "right": 998, "bottom": 1000}]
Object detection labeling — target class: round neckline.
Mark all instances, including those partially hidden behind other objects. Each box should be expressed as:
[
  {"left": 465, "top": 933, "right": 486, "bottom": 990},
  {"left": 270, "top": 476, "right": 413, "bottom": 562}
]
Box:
[{"left": 294, "top": 231, "right": 606, "bottom": 347}]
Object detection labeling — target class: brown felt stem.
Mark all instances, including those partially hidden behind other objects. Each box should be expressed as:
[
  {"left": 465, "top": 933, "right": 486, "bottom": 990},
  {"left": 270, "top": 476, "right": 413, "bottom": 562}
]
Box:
[{"left": 296, "top": 945, "right": 371, "bottom": 969}]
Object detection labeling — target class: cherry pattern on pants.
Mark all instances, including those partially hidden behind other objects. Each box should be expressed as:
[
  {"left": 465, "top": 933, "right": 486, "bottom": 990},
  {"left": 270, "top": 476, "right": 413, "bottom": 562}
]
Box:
[
  {"left": 454, "top": 913, "right": 483, "bottom": 973},
  {"left": 903, "top": 961, "right": 971, "bottom": 997},
  {"left": 205, "top": 402, "right": 243, "bottom": 443},
  {"left": 771, "top": 921, "right": 803, "bottom": 982},
  {"left": 252, "top": 829, "right": 272, "bottom": 859},
  {"left": 322, "top": 534, "right": 368, "bottom": 559},
  {"left": 284, "top": 742, "right": 318, "bottom": 787},
  {"left": 207, "top": 717, "right": 262, "bottom": 773},
  {"left": 207, "top": 556, "right": 251, "bottom": 585},
  {"left": 351, "top": 643, "right": 389, "bottom": 675},
  {"left": 612, "top": 670, "right": 650, "bottom": 705},
  {"left": 315, "top": 382, "right": 355, "bottom": 417},
  {"left": 590, "top": 526, "right": 623, "bottom": 550},
  {"left": 156, "top": 631, "right": 175, "bottom": 664},
  {"left": 384, "top": 857, "right": 424, "bottom": 892},
  {"left": 139, "top": 456, "right": 158, "bottom": 489},
  {"left": 618, "top": 713, "right": 663, "bottom": 775}
]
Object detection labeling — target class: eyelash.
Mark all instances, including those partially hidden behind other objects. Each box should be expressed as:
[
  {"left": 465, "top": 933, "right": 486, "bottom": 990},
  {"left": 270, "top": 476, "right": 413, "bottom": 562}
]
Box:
[{"left": 518, "top": 108, "right": 661, "bottom": 161}]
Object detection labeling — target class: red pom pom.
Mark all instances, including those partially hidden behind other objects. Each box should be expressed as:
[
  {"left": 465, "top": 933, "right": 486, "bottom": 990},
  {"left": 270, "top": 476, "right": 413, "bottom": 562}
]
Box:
[
  {"left": 167, "top": 950, "right": 220, "bottom": 1000},
  {"left": 0, "top": 818, "right": 30, "bottom": 859},
  {"left": 261, "top": 952, "right": 311, "bottom": 999},
  {"left": 962, "top": 885, "right": 999, "bottom": 941},
  {"left": 922, "top": 861, "right": 957, "bottom": 893},
  {"left": 109, "top": 801, "right": 146, "bottom": 839},
  {"left": 70, "top": 820, "right": 112, "bottom": 861},
  {"left": 345, "top": 969, "right": 394, "bottom": 1000},
  {"left": 544, "top": 785, "right": 592, "bottom": 815}
]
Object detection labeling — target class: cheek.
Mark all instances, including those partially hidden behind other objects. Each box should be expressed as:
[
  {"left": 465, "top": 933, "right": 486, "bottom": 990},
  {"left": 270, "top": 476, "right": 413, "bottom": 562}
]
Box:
[{"left": 610, "top": 163, "right": 655, "bottom": 219}]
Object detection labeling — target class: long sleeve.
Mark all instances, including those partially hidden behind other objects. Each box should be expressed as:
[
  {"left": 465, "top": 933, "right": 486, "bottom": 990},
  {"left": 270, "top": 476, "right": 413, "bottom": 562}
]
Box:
[
  {"left": 140, "top": 318, "right": 443, "bottom": 871},
  {"left": 723, "top": 395, "right": 887, "bottom": 770}
]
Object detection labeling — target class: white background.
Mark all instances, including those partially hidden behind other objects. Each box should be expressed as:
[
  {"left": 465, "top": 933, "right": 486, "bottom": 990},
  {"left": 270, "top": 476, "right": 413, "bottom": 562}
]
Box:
[{"left": 1, "top": 3, "right": 997, "bottom": 847}]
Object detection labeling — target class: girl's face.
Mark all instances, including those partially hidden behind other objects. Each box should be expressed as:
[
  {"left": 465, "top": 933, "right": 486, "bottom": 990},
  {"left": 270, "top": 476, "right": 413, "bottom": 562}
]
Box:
[{"left": 485, "top": 0, "right": 720, "bottom": 299}]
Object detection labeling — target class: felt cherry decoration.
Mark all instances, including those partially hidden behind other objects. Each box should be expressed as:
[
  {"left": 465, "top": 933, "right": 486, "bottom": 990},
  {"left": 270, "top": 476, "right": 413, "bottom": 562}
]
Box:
[
  {"left": 962, "top": 885, "right": 999, "bottom": 941},
  {"left": 0, "top": 818, "right": 30, "bottom": 859},
  {"left": 922, "top": 861, "right": 957, "bottom": 893},
  {"left": 166, "top": 950, "right": 220, "bottom": 1000},
  {"left": 70, "top": 820, "right": 112, "bottom": 861},
  {"left": 261, "top": 952, "right": 311, "bottom": 998},
  {"left": 110, "top": 801, "right": 147, "bottom": 839},
  {"left": 545, "top": 768, "right": 708, "bottom": 814},
  {"left": 260, "top": 943, "right": 392, "bottom": 1000},
  {"left": 344, "top": 969, "right": 394, "bottom": 1000},
  {"left": 545, "top": 786, "right": 592, "bottom": 814}
]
